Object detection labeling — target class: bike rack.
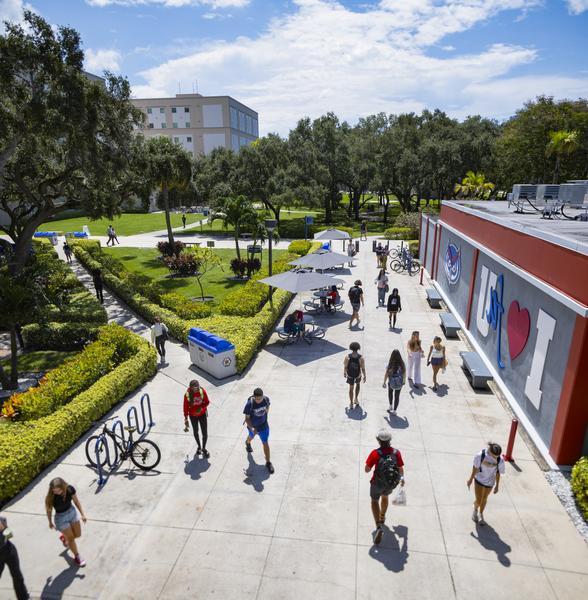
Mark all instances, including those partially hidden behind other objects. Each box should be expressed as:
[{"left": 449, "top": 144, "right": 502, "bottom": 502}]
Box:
[{"left": 93, "top": 393, "right": 155, "bottom": 487}]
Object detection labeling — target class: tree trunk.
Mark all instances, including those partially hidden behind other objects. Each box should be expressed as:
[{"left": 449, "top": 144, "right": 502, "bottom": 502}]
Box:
[
  {"left": 234, "top": 230, "right": 241, "bottom": 261},
  {"left": 196, "top": 276, "right": 205, "bottom": 301},
  {"left": 9, "top": 327, "right": 18, "bottom": 389},
  {"left": 383, "top": 193, "right": 391, "bottom": 225},
  {"left": 553, "top": 156, "right": 560, "bottom": 184},
  {"left": 0, "top": 361, "right": 10, "bottom": 390},
  {"left": 324, "top": 194, "right": 332, "bottom": 224},
  {"left": 163, "top": 185, "right": 175, "bottom": 246}
]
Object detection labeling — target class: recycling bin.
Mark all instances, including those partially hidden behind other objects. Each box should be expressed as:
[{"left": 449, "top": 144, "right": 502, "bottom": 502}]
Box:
[
  {"left": 187, "top": 327, "right": 236, "bottom": 379},
  {"left": 82, "top": 225, "right": 90, "bottom": 236}
]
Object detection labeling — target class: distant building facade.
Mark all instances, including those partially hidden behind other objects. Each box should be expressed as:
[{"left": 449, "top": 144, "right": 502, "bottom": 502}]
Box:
[{"left": 131, "top": 93, "right": 259, "bottom": 156}]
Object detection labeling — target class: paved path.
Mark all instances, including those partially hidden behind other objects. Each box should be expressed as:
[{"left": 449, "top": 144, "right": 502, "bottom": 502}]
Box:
[{"left": 2, "top": 238, "right": 588, "bottom": 599}]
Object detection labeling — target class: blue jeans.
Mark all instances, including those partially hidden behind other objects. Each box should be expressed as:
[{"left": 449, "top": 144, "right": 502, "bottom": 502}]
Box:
[{"left": 378, "top": 287, "right": 386, "bottom": 305}]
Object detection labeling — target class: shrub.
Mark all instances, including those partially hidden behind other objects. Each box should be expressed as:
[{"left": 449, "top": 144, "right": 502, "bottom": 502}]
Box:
[
  {"left": 22, "top": 321, "right": 101, "bottom": 350},
  {"left": 41, "top": 290, "right": 107, "bottom": 324},
  {"left": 384, "top": 227, "right": 415, "bottom": 240},
  {"left": 571, "top": 456, "right": 588, "bottom": 520},
  {"left": 278, "top": 219, "right": 312, "bottom": 239},
  {"left": 159, "top": 293, "right": 213, "bottom": 319},
  {"left": 394, "top": 212, "right": 421, "bottom": 233},
  {"left": 230, "top": 258, "right": 247, "bottom": 278},
  {"left": 407, "top": 240, "right": 419, "bottom": 257},
  {"left": 163, "top": 252, "right": 201, "bottom": 277},
  {"left": 0, "top": 331, "right": 156, "bottom": 501},
  {"left": 218, "top": 280, "right": 267, "bottom": 317},
  {"left": 157, "top": 240, "right": 185, "bottom": 257},
  {"left": 288, "top": 240, "right": 312, "bottom": 255}
]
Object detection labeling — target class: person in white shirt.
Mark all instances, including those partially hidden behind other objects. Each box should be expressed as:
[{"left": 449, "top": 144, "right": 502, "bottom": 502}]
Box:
[
  {"left": 150, "top": 316, "right": 169, "bottom": 364},
  {"left": 467, "top": 443, "right": 505, "bottom": 525}
]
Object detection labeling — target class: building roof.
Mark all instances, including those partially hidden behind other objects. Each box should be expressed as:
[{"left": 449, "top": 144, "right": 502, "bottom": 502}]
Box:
[{"left": 444, "top": 200, "right": 588, "bottom": 257}]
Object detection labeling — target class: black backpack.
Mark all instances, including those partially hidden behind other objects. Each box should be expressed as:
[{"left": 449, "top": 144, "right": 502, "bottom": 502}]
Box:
[
  {"left": 349, "top": 286, "right": 361, "bottom": 303},
  {"left": 347, "top": 353, "right": 361, "bottom": 378},
  {"left": 374, "top": 448, "right": 401, "bottom": 493},
  {"left": 284, "top": 314, "right": 296, "bottom": 333}
]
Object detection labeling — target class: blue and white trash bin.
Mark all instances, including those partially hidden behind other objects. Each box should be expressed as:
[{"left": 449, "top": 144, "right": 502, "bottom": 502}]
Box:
[{"left": 187, "top": 327, "right": 237, "bottom": 379}]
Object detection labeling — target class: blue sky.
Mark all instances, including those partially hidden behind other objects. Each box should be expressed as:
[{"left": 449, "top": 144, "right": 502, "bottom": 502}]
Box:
[{"left": 2, "top": 0, "right": 588, "bottom": 134}]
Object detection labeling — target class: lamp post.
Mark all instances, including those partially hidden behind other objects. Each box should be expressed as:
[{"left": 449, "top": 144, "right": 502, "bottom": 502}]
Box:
[{"left": 265, "top": 219, "right": 277, "bottom": 301}]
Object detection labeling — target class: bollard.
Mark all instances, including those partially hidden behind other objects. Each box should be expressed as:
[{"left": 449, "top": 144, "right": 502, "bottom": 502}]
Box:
[
  {"left": 503, "top": 418, "right": 518, "bottom": 462},
  {"left": 420, "top": 267, "right": 424, "bottom": 286}
]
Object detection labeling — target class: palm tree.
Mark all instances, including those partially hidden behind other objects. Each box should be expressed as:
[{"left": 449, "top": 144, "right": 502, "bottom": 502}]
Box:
[
  {"left": 546, "top": 130, "right": 579, "bottom": 183},
  {"left": 145, "top": 137, "right": 193, "bottom": 246},
  {"left": 454, "top": 171, "right": 495, "bottom": 199},
  {"left": 210, "top": 195, "right": 257, "bottom": 261}
]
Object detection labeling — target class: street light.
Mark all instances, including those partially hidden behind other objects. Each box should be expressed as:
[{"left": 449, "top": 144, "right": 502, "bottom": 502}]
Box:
[{"left": 265, "top": 219, "right": 277, "bottom": 301}]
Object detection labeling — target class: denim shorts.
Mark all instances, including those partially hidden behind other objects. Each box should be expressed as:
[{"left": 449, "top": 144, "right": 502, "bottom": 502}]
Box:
[
  {"left": 54, "top": 506, "right": 79, "bottom": 532},
  {"left": 431, "top": 357, "right": 444, "bottom": 366},
  {"left": 248, "top": 426, "right": 270, "bottom": 444}
]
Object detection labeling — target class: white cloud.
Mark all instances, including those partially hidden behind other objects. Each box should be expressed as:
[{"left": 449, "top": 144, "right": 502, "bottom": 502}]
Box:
[
  {"left": 86, "top": 0, "right": 250, "bottom": 7},
  {"left": 566, "top": 0, "right": 588, "bottom": 14},
  {"left": 85, "top": 48, "right": 122, "bottom": 73}
]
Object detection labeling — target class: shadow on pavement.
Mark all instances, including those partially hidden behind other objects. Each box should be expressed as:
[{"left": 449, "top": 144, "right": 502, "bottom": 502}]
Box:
[
  {"left": 184, "top": 455, "right": 211, "bottom": 480},
  {"left": 243, "top": 454, "right": 270, "bottom": 492},
  {"left": 471, "top": 523, "right": 512, "bottom": 567},
  {"left": 368, "top": 524, "right": 409, "bottom": 572},
  {"left": 41, "top": 556, "right": 85, "bottom": 599},
  {"left": 264, "top": 339, "right": 347, "bottom": 366},
  {"left": 386, "top": 415, "right": 409, "bottom": 429},
  {"left": 345, "top": 405, "right": 367, "bottom": 420},
  {"left": 188, "top": 364, "right": 240, "bottom": 387}
]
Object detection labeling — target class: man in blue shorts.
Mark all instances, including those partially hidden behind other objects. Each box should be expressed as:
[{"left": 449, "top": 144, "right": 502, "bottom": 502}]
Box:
[{"left": 243, "top": 387, "right": 274, "bottom": 474}]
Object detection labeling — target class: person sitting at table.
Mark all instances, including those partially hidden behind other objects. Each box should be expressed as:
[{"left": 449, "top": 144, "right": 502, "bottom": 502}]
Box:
[
  {"left": 326, "top": 285, "right": 340, "bottom": 311},
  {"left": 284, "top": 309, "right": 305, "bottom": 336}
]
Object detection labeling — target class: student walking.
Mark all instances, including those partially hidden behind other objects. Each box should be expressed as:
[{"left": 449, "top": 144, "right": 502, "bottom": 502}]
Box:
[
  {"left": 92, "top": 268, "right": 104, "bottom": 304},
  {"left": 347, "top": 240, "right": 355, "bottom": 266},
  {"left": 407, "top": 331, "right": 424, "bottom": 387},
  {"left": 110, "top": 226, "right": 119, "bottom": 245},
  {"left": 150, "top": 316, "right": 169, "bottom": 364},
  {"left": 0, "top": 515, "right": 29, "bottom": 600},
  {"left": 243, "top": 388, "right": 274, "bottom": 474},
  {"left": 63, "top": 241, "right": 73, "bottom": 263},
  {"left": 467, "top": 443, "right": 505, "bottom": 525},
  {"left": 348, "top": 280, "right": 364, "bottom": 328},
  {"left": 427, "top": 336, "right": 447, "bottom": 391},
  {"left": 45, "top": 477, "right": 87, "bottom": 567},
  {"left": 382, "top": 350, "right": 406, "bottom": 415},
  {"left": 344, "top": 341, "right": 366, "bottom": 409},
  {"left": 182, "top": 212, "right": 187, "bottom": 228},
  {"left": 387, "top": 288, "right": 402, "bottom": 329},
  {"left": 365, "top": 429, "right": 405, "bottom": 545},
  {"left": 375, "top": 269, "right": 389, "bottom": 307},
  {"left": 183, "top": 380, "right": 210, "bottom": 458},
  {"left": 360, "top": 220, "right": 368, "bottom": 241},
  {"left": 106, "top": 225, "right": 113, "bottom": 246}
]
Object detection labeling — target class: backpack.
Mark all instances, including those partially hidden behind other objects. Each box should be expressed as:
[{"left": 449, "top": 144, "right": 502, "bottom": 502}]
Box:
[
  {"left": 479, "top": 449, "right": 500, "bottom": 472},
  {"left": 374, "top": 448, "right": 401, "bottom": 493},
  {"left": 347, "top": 353, "right": 361, "bottom": 378},
  {"left": 284, "top": 314, "right": 296, "bottom": 333},
  {"left": 388, "top": 367, "right": 403, "bottom": 390},
  {"left": 349, "top": 286, "right": 361, "bottom": 303}
]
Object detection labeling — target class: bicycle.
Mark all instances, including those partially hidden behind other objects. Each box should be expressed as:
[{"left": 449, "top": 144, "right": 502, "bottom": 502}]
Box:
[
  {"left": 390, "top": 247, "right": 420, "bottom": 276},
  {"left": 85, "top": 417, "right": 161, "bottom": 471}
]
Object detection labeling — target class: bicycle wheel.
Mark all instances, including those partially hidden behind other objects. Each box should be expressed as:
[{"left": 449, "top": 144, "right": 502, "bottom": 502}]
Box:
[
  {"left": 408, "top": 260, "right": 421, "bottom": 276},
  {"left": 391, "top": 260, "right": 404, "bottom": 273},
  {"left": 130, "top": 439, "right": 161, "bottom": 471},
  {"left": 85, "top": 436, "right": 108, "bottom": 468}
]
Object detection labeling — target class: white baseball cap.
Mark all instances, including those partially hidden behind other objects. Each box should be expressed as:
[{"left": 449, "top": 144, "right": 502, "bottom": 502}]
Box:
[{"left": 376, "top": 429, "right": 392, "bottom": 442}]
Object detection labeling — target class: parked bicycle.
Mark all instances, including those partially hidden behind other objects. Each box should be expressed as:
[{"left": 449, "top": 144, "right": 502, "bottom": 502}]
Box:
[
  {"left": 85, "top": 417, "right": 161, "bottom": 471},
  {"left": 390, "top": 246, "right": 420, "bottom": 275}
]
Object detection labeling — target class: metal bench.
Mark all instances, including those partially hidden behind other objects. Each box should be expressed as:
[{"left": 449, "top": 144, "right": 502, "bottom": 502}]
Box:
[
  {"left": 460, "top": 351, "right": 493, "bottom": 390},
  {"left": 303, "top": 298, "right": 345, "bottom": 314},
  {"left": 275, "top": 326, "right": 299, "bottom": 344},
  {"left": 426, "top": 288, "right": 442, "bottom": 308},
  {"left": 440, "top": 312, "right": 461, "bottom": 338}
]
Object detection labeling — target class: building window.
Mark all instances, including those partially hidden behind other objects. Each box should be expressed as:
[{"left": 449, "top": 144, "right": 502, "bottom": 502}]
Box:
[
  {"left": 173, "top": 123, "right": 178, "bottom": 128},
  {"left": 161, "top": 123, "right": 166, "bottom": 129},
  {"left": 185, "top": 122, "right": 190, "bottom": 128},
  {"left": 148, "top": 123, "right": 154, "bottom": 128},
  {"left": 230, "top": 107, "right": 238, "bottom": 129},
  {"left": 159, "top": 107, "right": 165, "bottom": 113},
  {"left": 174, "top": 137, "right": 179, "bottom": 143},
  {"left": 147, "top": 107, "right": 152, "bottom": 114},
  {"left": 184, "top": 107, "right": 190, "bottom": 113},
  {"left": 172, "top": 107, "right": 177, "bottom": 113},
  {"left": 187, "top": 136, "right": 192, "bottom": 142}
]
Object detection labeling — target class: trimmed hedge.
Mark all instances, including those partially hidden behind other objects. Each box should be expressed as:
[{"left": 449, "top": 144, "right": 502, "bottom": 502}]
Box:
[
  {"left": 21, "top": 321, "right": 102, "bottom": 350},
  {"left": 278, "top": 219, "right": 311, "bottom": 239},
  {"left": 394, "top": 212, "right": 421, "bottom": 232},
  {"left": 41, "top": 291, "right": 108, "bottom": 324},
  {"left": 0, "top": 325, "right": 157, "bottom": 501},
  {"left": 288, "top": 240, "right": 312, "bottom": 255},
  {"left": 571, "top": 456, "right": 588, "bottom": 520},
  {"left": 407, "top": 240, "right": 419, "bottom": 257},
  {"left": 384, "top": 227, "right": 415, "bottom": 241}
]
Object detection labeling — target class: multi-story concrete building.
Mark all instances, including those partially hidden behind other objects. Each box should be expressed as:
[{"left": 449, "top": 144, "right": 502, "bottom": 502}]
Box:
[{"left": 131, "top": 93, "right": 259, "bottom": 156}]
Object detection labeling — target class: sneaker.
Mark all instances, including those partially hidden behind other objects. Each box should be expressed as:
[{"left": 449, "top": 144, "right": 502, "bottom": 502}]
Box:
[
  {"left": 472, "top": 510, "right": 479, "bottom": 524},
  {"left": 74, "top": 556, "right": 86, "bottom": 568},
  {"left": 387, "top": 407, "right": 393, "bottom": 413},
  {"left": 478, "top": 516, "right": 486, "bottom": 526},
  {"left": 245, "top": 441, "right": 253, "bottom": 453},
  {"left": 391, "top": 410, "right": 396, "bottom": 416},
  {"left": 59, "top": 534, "right": 69, "bottom": 548},
  {"left": 196, "top": 448, "right": 202, "bottom": 456},
  {"left": 266, "top": 461, "right": 275, "bottom": 474},
  {"left": 374, "top": 526, "right": 383, "bottom": 545},
  {"left": 202, "top": 450, "right": 210, "bottom": 459}
]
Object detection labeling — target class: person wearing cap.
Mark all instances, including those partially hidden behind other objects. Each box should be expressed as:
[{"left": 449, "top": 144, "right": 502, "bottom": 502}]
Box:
[
  {"left": 0, "top": 515, "right": 29, "bottom": 600},
  {"left": 365, "top": 429, "right": 405, "bottom": 545},
  {"left": 243, "top": 388, "right": 274, "bottom": 474},
  {"left": 348, "top": 280, "right": 364, "bottom": 329},
  {"left": 467, "top": 442, "right": 505, "bottom": 526},
  {"left": 183, "top": 380, "right": 210, "bottom": 458}
]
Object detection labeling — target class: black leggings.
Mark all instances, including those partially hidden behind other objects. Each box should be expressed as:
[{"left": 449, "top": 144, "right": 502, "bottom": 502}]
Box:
[
  {"left": 155, "top": 335, "right": 166, "bottom": 357},
  {"left": 388, "top": 311, "right": 398, "bottom": 327},
  {"left": 388, "top": 388, "right": 401, "bottom": 411},
  {"left": 0, "top": 542, "right": 29, "bottom": 600},
  {"left": 189, "top": 414, "right": 208, "bottom": 450}
]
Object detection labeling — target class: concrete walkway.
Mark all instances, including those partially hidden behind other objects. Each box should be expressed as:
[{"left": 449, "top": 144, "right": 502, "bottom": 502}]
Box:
[{"left": 2, "top": 238, "right": 588, "bottom": 599}]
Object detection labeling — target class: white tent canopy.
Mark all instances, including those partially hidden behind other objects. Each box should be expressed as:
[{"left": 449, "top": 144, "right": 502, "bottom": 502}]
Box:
[
  {"left": 314, "top": 228, "right": 351, "bottom": 241},
  {"left": 258, "top": 270, "right": 343, "bottom": 293}
]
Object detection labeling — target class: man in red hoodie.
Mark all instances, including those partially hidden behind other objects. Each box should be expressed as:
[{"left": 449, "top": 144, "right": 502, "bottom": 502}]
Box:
[{"left": 183, "top": 380, "right": 210, "bottom": 458}]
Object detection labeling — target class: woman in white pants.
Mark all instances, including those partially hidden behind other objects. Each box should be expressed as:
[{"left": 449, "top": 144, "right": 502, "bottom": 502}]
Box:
[{"left": 406, "top": 331, "right": 424, "bottom": 387}]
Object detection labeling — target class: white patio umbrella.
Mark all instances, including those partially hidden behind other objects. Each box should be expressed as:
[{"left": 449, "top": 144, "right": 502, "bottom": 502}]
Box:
[
  {"left": 289, "top": 250, "right": 350, "bottom": 270},
  {"left": 258, "top": 270, "right": 343, "bottom": 293},
  {"left": 314, "top": 228, "right": 352, "bottom": 251}
]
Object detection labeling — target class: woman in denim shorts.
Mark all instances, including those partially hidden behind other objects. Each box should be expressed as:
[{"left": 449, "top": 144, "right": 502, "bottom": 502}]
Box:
[{"left": 45, "top": 477, "right": 87, "bottom": 567}]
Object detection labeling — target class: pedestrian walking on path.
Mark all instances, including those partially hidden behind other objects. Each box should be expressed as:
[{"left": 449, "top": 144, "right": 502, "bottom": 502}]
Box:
[
  {"left": 150, "top": 316, "right": 169, "bottom": 364},
  {"left": 365, "top": 429, "right": 405, "bottom": 545},
  {"left": 387, "top": 288, "right": 402, "bottom": 329},
  {"left": 427, "top": 336, "right": 447, "bottom": 391},
  {"left": 344, "top": 341, "right": 366, "bottom": 410},
  {"left": 243, "top": 388, "right": 274, "bottom": 474},
  {"left": 375, "top": 269, "right": 388, "bottom": 307},
  {"left": 110, "top": 225, "right": 120, "bottom": 245},
  {"left": 91, "top": 268, "right": 104, "bottom": 304},
  {"left": 106, "top": 225, "right": 114, "bottom": 246},
  {"left": 467, "top": 444, "right": 504, "bottom": 526},
  {"left": 383, "top": 350, "right": 406, "bottom": 415},
  {"left": 347, "top": 240, "right": 355, "bottom": 266},
  {"left": 184, "top": 380, "right": 210, "bottom": 458},
  {"left": 182, "top": 213, "right": 187, "bottom": 228},
  {"left": 63, "top": 241, "right": 73, "bottom": 264},
  {"left": 360, "top": 220, "right": 368, "bottom": 241},
  {"left": 0, "top": 515, "right": 29, "bottom": 600},
  {"left": 45, "top": 477, "right": 87, "bottom": 568},
  {"left": 407, "top": 331, "right": 424, "bottom": 387},
  {"left": 348, "top": 280, "right": 364, "bottom": 328}
]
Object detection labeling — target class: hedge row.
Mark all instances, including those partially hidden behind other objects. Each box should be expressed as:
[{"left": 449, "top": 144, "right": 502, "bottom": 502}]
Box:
[
  {"left": 21, "top": 321, "right": 102, "bottom": 350},
  {"left": 0, "top": 325, "right": 157, "bottom": 501},
  {"left": 571, "top": 456, "right": 588, "bottom": 520},
  {"left": 288, "top": 240, "right": 312, "bottom": 255},
  {"left": 384, "top": 227, "right": 416, "bottom": 240}
]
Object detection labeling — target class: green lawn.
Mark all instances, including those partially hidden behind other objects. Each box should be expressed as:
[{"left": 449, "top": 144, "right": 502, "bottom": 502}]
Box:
[
  {"left": 103, "top": 246, "right": 289, "bottom": 303},
  {"left": 1, "top": 350, "right": 79, "bottom": 374},
  {"left": 38, "top": 212, "right": 205, "bottom": 237}
]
